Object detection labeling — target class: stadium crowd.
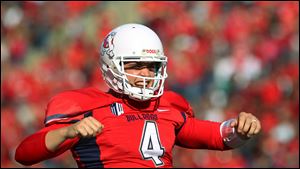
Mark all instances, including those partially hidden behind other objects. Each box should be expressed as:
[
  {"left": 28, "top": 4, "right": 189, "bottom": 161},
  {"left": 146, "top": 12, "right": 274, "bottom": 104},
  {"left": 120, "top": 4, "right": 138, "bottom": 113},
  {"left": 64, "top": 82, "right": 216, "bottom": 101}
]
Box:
[{"left": 1, "top": 1, "right": 299, "bottom": 168}]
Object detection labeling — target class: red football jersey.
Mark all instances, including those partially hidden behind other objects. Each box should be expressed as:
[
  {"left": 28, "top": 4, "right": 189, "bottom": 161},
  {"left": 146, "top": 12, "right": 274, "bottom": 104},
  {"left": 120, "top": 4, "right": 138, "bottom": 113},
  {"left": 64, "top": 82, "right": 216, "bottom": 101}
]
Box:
[{"left": 15, "top": 87, "right": 229, "bottom": 168}]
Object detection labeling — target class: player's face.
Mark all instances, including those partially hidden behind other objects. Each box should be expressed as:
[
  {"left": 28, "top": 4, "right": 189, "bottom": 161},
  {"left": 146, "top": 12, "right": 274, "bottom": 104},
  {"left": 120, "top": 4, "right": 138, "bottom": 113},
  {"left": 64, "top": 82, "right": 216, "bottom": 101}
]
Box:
[{"left": 124, "top": 62, "right": 158, "bottom": 88}]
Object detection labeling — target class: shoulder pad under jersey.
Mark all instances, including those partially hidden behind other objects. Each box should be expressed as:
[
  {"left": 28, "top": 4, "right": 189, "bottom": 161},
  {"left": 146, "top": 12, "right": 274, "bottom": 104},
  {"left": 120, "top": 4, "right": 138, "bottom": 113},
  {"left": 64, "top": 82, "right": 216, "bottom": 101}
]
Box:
[
  {"left": 44, "top": 87, "right": 112, "bottom": 126},
  {"left": 161, "top": 91, "right": 195, "bottom": 118}
]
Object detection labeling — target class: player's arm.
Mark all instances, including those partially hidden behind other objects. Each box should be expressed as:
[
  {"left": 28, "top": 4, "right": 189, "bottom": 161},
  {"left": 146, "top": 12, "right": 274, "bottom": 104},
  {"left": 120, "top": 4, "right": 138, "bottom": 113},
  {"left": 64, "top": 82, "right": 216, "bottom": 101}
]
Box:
[
  {"left": 166, "top": 92, "right": 261, "bottom": 149},
  {"left": 15, "top": 117, "right": 104, "bottom": 166},
  {"left": 175, "top": 112, "right": 261, "bottom": 150},
  {"left": 46, "top": 116, "right": 104, "bottom": 151},
  {"left": 15, "top": 123, "right": 78, "bottom": 166},
  {"left": 175, "top": 117, "right": 228, "bottom": 150}
]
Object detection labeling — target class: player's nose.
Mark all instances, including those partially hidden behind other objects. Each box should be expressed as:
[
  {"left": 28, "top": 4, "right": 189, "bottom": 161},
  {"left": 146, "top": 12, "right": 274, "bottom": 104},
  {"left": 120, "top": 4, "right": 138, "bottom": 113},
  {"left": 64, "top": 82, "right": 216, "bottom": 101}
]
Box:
[{"left": 139, "top": 67, "right": 152, "bottom": 77}]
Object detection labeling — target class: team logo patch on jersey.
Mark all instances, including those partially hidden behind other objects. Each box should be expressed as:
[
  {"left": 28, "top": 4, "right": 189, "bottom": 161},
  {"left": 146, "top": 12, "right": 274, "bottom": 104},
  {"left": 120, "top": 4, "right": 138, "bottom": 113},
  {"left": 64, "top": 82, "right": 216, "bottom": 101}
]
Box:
[{"left": 110, "top": 103, "right": 124, "bottom": 116}]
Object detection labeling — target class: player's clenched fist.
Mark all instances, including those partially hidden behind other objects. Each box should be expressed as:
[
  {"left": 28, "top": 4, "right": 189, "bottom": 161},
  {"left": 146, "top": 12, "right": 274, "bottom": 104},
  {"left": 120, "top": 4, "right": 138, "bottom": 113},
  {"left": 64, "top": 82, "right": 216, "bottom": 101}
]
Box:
[
  {"left": 65, "top": 116, "right": 104, "bottom": 139},
  {"left": 230, "top": 112, "right": 261, "bottom": 138}
]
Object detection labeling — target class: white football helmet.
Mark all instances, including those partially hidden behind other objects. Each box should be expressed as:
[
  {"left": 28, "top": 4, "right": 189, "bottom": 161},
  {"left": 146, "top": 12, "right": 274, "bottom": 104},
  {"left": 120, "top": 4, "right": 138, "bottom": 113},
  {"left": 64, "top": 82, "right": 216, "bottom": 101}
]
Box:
[{"left": 99, "top": 23, "right": 168, "bottom": 101}]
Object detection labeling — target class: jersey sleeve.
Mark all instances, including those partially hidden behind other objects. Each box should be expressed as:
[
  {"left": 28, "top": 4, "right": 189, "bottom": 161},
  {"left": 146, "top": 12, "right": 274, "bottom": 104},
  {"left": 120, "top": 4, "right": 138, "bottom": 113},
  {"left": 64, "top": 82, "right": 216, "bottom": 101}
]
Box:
[
  {"left": 44, "top": 87, "right": 111, "bottom": 126},
  {"left": 15, "top": 123, "right": 80, "bottom": 166},
  {"left": 162, "top": 91, "right": 194, "bottom": 118},
  {"left": 163, "top": 91, "right": 231, "bottom": 150},
  {"left": 44, "top": 92, "right": 84, "bottom": 126},
  {"left": 15, "top": 87, "right": 108, "bottom": 166},
  {"left": 175, "top": 117, "right": 231, "bottom": 150}
]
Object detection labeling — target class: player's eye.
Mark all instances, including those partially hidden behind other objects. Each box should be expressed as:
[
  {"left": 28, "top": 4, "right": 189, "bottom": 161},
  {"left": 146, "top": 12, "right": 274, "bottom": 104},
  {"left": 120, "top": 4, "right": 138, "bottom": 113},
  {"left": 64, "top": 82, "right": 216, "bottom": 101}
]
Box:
[
  {"left": 124, "top": 62, "right": 138, "bottom": 69},
  {"left": 124, "top": 62, "right": 160, "bottom": 71},
  {"left": 148, "top": 62, "right": 161, "bottom": 72}
]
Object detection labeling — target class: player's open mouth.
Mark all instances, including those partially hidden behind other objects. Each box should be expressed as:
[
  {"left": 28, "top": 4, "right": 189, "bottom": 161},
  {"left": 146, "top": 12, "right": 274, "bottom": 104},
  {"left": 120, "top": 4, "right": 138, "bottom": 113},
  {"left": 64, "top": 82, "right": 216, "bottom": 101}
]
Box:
[{"left": 135, "top": 81, "right": 150, "bottom": 87}]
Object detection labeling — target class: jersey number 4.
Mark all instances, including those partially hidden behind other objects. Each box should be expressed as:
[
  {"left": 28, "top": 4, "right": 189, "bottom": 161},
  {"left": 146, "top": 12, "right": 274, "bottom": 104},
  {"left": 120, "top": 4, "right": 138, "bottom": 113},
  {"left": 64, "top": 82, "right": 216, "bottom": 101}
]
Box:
[{"left": 139, "top": 121, "right": 165, "bottom": 166}]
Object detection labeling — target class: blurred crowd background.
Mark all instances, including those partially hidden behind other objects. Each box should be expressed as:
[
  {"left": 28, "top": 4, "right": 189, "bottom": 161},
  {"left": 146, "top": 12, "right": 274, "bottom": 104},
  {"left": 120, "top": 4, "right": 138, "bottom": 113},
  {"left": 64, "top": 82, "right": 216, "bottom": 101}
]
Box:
[{"left": 1, "top": 1, "right": 299, "bottom": 168}]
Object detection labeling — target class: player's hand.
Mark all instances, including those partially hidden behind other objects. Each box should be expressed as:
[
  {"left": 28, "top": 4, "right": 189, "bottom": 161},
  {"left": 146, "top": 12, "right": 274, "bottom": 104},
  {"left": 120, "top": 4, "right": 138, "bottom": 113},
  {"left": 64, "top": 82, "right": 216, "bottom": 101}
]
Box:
[
  {"left": 229, "top": 112, "right": 261, "bottom": 138},
  {"left": 65, "top": 117, "right": 104, "bottom": 139}
]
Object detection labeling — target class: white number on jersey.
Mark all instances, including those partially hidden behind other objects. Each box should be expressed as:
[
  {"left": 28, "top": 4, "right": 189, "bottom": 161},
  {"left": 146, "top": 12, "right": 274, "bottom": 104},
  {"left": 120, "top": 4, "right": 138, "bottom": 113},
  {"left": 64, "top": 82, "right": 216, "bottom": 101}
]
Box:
[{"left": 139, "top": 121, "right": 165, "bottom": 166}]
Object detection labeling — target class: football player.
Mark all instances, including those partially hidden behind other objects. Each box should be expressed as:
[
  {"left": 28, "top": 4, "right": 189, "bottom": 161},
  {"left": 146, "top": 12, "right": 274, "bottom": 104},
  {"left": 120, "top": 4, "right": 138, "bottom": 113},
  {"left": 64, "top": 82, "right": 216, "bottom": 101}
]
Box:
[{"left": 15, "top": 23, "right": 261, "bottom": 168}]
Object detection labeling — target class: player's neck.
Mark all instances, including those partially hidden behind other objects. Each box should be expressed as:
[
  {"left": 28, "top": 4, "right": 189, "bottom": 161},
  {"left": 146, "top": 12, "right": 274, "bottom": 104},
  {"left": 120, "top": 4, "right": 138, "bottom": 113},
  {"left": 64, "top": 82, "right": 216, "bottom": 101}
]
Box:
[{"left": 107, "top": 89, "right": 160, "bottom": 112}]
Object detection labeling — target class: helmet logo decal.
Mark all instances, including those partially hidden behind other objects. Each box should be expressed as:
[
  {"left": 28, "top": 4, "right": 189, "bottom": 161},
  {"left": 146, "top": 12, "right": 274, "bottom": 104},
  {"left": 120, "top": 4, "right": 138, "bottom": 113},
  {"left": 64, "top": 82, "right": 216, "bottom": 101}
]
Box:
[
  {"left": 102, "top": 32, "right": 116, "bottom": 59},
  {"left": 142, "top": 49, "right": 160, "bottom": 55}
]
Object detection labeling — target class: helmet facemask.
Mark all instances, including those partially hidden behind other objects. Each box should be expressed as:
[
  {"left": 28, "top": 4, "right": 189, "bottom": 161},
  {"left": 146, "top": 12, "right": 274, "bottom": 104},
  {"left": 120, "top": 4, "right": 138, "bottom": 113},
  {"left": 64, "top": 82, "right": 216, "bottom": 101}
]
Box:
[{"left": 101, "top": 55, "right": 168, "bottom": 101}]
